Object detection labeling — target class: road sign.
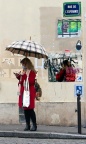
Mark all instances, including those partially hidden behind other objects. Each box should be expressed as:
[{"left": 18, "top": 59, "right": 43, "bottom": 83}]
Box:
[
  {"left": 74, "top": 84, "right": 83, "bottom": 97},
  {"left": 63, "top": 2, "right": 81, "bottom": 17}
]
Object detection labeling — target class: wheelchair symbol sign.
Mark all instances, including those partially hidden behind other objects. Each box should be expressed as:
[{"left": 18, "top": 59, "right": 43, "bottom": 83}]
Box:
[{"left": 74, "top": 84, "right": 83, "bottom": 97}]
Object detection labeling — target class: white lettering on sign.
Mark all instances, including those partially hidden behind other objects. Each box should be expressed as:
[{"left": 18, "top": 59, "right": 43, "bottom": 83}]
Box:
[
  {"left": 73, "top": 5, "right": 76, "bottom": 8},
  {"left": 65, "top": 10, "right": 78, "bottom": 13},
  {"left": 68, "top": 5, "right": 72, "bottom": 8}
]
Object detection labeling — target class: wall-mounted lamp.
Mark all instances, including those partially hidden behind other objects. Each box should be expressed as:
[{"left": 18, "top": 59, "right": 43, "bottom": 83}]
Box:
[{"left": 76, "top": 40, "right": 82, "bottom": 51}]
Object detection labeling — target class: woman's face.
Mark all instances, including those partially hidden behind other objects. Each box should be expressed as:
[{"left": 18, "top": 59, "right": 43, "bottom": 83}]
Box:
[{"left": 21, "top": 64, "right": 27, "bottom": 70}]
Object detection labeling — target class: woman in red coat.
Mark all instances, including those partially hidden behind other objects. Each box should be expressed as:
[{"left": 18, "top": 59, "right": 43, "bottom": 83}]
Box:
[
  {"left": 14, "top": 58, "right": 37, "bottom": 131},
  {"left": 56, "top": 61, "right": 66, "bottom": 82}
]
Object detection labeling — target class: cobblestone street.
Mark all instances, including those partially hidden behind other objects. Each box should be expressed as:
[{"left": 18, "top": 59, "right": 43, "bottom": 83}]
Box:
[{"left": 0, "top": 138, "right": 86, "bottom": 144}]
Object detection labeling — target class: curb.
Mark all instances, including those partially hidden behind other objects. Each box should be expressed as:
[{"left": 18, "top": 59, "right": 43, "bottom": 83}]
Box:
[{"left": 0, "top": 131, "right": 86, "bottom": 139}]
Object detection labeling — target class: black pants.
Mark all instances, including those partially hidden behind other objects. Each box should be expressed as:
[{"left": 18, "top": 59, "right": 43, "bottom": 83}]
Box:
[{"left": 24, "top": 109, "right": 36, "bottom": 126}]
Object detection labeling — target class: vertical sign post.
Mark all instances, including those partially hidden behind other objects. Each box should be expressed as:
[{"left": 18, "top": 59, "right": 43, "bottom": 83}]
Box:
[{"left": 77, "top": 93, "right": 81, "bottom": 134}]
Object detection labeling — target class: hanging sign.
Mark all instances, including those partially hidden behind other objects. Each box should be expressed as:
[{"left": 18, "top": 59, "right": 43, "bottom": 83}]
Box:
[{"left": 63, "top": 2, "right": 81, "bottom": 17}]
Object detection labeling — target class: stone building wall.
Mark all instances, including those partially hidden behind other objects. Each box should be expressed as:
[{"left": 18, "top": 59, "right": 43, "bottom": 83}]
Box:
[{"left": 0, "top": 0, "right": 85, "bottom": 126}]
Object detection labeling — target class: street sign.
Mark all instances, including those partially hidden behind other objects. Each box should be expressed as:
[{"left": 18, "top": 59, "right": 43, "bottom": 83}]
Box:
[
  {"left": 63, "top": 2, "right": 81, "bottom": 17},
  {"left": 74, "top": 84, "right": 83, "bottom": 97}
]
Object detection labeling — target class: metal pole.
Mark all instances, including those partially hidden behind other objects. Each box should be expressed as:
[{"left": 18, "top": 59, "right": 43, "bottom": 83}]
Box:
[{"left": 77, "top": 94, "right": 81, "bottom": 134}]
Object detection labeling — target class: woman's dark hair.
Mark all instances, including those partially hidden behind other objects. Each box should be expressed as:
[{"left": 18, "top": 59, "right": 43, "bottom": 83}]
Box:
[{"left": 63, "top": 60, "right": 69, "bottom": 66}]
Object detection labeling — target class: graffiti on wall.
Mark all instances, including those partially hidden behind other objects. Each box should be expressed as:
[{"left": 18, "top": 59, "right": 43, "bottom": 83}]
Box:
[
  {"left": 0, "top": 57, "right": 44, "bottom": 78},
  {"left": 2, "top": 58, "right": 14, "bottom": 65}
]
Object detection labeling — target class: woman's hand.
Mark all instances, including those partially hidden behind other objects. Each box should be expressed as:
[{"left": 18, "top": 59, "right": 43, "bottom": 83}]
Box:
[{"left": 13, "top": 71, "right": 21, "bottom": 77}]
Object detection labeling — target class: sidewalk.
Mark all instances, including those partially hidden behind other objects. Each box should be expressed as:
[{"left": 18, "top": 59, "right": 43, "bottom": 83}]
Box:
[{"left": 0, "top": 124, "right": 86, "bottom": 139}]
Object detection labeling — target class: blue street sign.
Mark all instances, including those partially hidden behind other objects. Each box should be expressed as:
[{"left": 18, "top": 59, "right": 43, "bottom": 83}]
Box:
[
  {"left": 74, "top": 84, "right": 83, "bottom": 97},
  {"left": 63, "top": 2, "right": 81, "bottom": 17}
]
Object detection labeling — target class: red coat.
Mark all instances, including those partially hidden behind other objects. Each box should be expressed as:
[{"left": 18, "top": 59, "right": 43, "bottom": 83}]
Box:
[
  {"left": 56, "top": 69, "right": 66, "bottom": 82},
  {"left": 16, "top": 70, "right": 36, "bottom": 110}
]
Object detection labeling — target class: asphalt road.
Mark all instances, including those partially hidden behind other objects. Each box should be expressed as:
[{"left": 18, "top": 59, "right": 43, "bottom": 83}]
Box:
[{"left": 0, "top": 138, "right": 86, "bottom": 144}]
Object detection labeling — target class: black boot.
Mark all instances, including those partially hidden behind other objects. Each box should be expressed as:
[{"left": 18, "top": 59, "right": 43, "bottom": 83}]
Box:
[
  {"left": 30, "top": 123, "right": 37, "bottom": 131},
  {"left": 24, "top": 124, "right": 30, "bottom": 131}
]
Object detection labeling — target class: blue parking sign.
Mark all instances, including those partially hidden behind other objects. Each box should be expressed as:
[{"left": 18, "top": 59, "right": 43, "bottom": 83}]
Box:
[{"left": 74, "top": 84, "right": 83, "bottom": 96}]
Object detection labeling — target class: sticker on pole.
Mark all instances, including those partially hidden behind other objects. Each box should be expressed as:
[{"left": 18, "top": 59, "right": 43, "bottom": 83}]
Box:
[{"left": 74, "top": 84, "right": 83, "bottom": 97}]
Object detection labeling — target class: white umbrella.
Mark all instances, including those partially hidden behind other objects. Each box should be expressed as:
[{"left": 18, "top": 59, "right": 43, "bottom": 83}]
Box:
[{"left": 6, "top": 40, "right": 48, "bottom": 59}]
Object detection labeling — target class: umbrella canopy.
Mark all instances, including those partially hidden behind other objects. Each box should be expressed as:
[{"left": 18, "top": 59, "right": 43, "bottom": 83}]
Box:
[{"left": 6, "top": 40, "right": 48, "bottom": 59}]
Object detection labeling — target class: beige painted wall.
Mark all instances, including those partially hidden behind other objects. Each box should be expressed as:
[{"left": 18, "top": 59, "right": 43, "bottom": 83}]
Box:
[{"left": 0, "top": 0, "right": 85, "bottom": 125}]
